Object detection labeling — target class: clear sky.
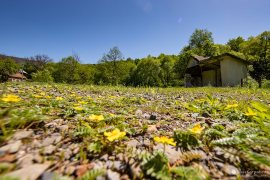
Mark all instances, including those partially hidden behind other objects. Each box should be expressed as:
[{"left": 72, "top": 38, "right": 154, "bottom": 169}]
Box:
[{"left": 0, "top": 0, "right": 269, "bottom": 63}]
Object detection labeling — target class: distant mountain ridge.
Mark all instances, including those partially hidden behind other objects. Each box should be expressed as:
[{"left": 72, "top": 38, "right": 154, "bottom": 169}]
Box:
[{"left": 0, "top": 54, "right": 29, "bottom": 64}]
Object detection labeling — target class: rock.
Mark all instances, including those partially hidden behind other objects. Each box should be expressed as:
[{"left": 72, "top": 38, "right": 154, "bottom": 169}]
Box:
[
  {"left": 42, "top": 137, "right": 55, "bottom": 146},
  {"left": 120, "top": 174, "right": 130, "bottom": 180},
  {"left": 0, "top": 140, "right": 22, "bottom": 154},
  {"left": 10, "top": 141, "right": 22, "bottom": 153},
  {"left": 64, "top": 149, "right": 73, "bottom": 160},
  {"left": 109, "top": 156, "right": 115, "bottom": 160},
  {"left": 53, "top": 119, "right": 64, "bottom": 125},
  {"left": 45, "top": 122, "right": 58, "bottom": 128},
  {"left": 41, "top": 171, "right": 54, "bottom": 180},
  {"left": 42, "top": 135, "right": 62, "bottom": 146},
  {"left": 154, "top": 144, "right": 182, "bottom": 164},
  {"left": 135, "top": 109, "right": 143, "bottom": 117},
  {"left": 76, "top": 164, "right": 94, "bottom": 177},
  {"left": 4, "top": 163, "right": 50, "bottom": 180},
  {"left": 215, "top": 162, "right": 225, "bottom": 169},
  {"left": 32, "top": 139, "right": 42, "bottom": 148},
  {"left": 125, "top": 139, "right": 139, "bottom": 148},
  {"left": 147, "top": 125, "right": 157, "bottom": 133},
  {"left": 13, "top": 130, "right": 33, "bottom": 140},
  {"left": 73, "top": 147, "right": 80, "bottom": 154},
  {"left": 65, "top": 166, "right": 76, "bottom": 175},
  {"left": 100, "top": 154, "right": 109, "bottom": 161},
  {"left": 105, "top": 160, "right": 113, "bottom": 169},
  {"left": 107, "top": 169, "right": 121, "bottom": 180},
  {"left": 222, "top": 164, "right": 240, "bottom": 176},
  {"left": 17, "top": 154, "right": 34, "bottom": 167},
  {"left": 54, "top": 135, "right": 62, "bottom": 144},
  {"left": 93, "top": 161, "right": 104, "bottom": 170},
  {"left": 0, "top": 154, "right": 16, "bottom": 163},
  {"left": 43, "top": 145, "right": 56, "bottom": 155},
  {"left": 143, "top": 139, "right": 151, "bottom": 147},
  {"left": 33, "top": 154, "right": 43, "bottom": 163},
  {"left": 191, "top": 113, "right": 200, "bottom": 119},
  {"left": 113, "top": 161, "right": 122, "bottom": 171},
  {"left": 142, "top": 113, "right": 150, "bottom": 119},
  {"left": 150, "top": 113, "right": 157, "bottom": 120},
  {"left": 58, "top": 125, "right": 69, "bottom": 132}
]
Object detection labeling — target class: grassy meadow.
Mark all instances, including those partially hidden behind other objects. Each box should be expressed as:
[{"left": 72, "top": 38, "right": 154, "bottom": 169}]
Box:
[{"left": 0, "top": 82, "right": 270, "bottom": 179}]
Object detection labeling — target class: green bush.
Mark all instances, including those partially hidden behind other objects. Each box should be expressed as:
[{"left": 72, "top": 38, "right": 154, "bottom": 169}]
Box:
[{"left": 32, "top": 69, "right": 54, "bottom": 82}]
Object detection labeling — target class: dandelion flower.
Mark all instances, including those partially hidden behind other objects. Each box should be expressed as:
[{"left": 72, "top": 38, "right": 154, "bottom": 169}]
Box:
[
  {"left": 189, "top": 124, "right": 204, "bottom": 134},
  {"left": 1, "top": 94, "right": 21, "bottom": 102},
  {"left": 154, "top": 136, "right": 176, "bottom": 146},
  {"left": 78, "top": 101, "right": 87, "bottom": 105},
  {"left": 74, "top": 106, "right": 83, "bottom": 111},
  {"left": 56, "top": 97, "right": 63, "bottom": 101},
  {"left": 89, "top": 114, "right": 104, "bottom": 122}
]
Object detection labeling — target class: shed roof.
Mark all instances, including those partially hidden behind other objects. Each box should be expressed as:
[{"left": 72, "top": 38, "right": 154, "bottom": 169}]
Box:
[
  {"left": 199, "top": 53, "right": 250, "bottom": 65},
  {"left": 191, "top": 55, "right": 209, "bottom": 62},
  {"left": 9, "top": 73, "right": 27, "bottom": 79}
]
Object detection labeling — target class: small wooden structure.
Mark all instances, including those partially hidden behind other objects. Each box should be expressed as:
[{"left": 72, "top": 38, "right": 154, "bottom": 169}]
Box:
[
  {"left": 185, "top": 53, "right": 249, "bottom": 87},
  {"left": 8, "top": 70, "right": 27, "bottom": 82}
]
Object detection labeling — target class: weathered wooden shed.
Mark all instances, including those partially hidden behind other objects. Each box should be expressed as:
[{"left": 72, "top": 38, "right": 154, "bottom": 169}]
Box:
[{"left": 185, "top": 53, "right": 249, "bottom": 87}]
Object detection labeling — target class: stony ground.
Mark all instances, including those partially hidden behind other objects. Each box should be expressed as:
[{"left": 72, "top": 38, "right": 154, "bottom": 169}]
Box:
[{"left": 0, "top": 82, "right": 270, "bottom": 180}]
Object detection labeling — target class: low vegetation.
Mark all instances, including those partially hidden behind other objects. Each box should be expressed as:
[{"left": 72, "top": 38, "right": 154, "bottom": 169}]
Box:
[{"left": 0, "top": 82, "right": 270, "bottom": 179}]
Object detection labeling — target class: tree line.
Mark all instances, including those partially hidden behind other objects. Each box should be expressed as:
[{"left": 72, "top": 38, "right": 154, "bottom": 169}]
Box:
[{"left": 0, "top": 29, "right": 269, "bottom": 87}]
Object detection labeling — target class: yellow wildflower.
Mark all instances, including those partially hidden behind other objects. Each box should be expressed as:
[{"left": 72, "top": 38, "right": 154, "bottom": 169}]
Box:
[
  {"left": 1, "top": 94, "right": 21, "bottom": 102},
  {"left": 109, "top": 113, "right": 116, "bottom": 117},
  {"left": 74, "top": 106, "right": 83, "bottom": 111},
  {"left": 89, "top": 114, "right": 104, "bottom": 122},
  {"left": 40, "top": 92, "right": 46, "bottom": 96},
  {"left": 154, "top": 136, "right": 176, "bottom": 146},
  {"left": 189, "top": 124, "right": 204, "bottom": 134},
  {"left": 78, "top": 101, "right": 87, "bottom": 105},
  {"left": 104, "top": 128, "right": 126, "bottom": 142},
  {"left": 56, "top": 97, "right": 63, "bottom": 101},
  {"left": 33, "top": 95, "right": 43, "bottom": 98},
  {"left": 45, "top": 95, "right": 52, "bottom": 99},
  {"left": 225, "top": 103, "right": 238, "bottom": 109},
  {"left": 245, "top": 108, "right": 257, "bottom": 116}
]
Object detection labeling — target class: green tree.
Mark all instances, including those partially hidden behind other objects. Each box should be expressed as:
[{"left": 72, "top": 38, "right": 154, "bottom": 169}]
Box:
[
  {"left": 53, "top": 56, "right": 80, "bottom": 83},
  {"left": 0, "top": 58, "right": 19, "bottom": 82},
  {"left": 227, "top": 36, "right": 245, "bottom": 52},
  {"left": 99, "top": 46, "right": 124, "bottom": 84},
  {"left": 159, "top": 55, "right": 176, "bottom": 87},
  {"left": 129, "top": 57, "right": 161, "bottom": 87},
  {"left": 184, "top": 29, "right": 216, "bottom": 56},
  {"left": 241, "top": 31, "right": 270, "bottom": 87},
  {"left": 77, "top": 64, "right": 96, "bottom": 84},
  {"left": 174, "top": 51, "right": 192, "bottom": 80},
  {"left": 23, "top": 55, "right": 52, "bottom": 78}
]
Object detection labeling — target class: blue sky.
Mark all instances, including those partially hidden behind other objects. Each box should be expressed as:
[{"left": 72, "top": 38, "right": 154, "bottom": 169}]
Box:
[{"left": 0, "top": 0, "right": 270, "bottom": 63}]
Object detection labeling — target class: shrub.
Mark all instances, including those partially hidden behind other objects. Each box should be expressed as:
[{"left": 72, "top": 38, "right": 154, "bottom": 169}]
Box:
[{"left": 32, "top": 69, "right": 54, "bottom": 82}]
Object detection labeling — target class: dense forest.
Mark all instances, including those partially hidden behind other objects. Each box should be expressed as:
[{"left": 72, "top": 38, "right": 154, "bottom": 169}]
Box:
[{"left": 1, "top": 29, "right": 270, "bottom": 87}]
